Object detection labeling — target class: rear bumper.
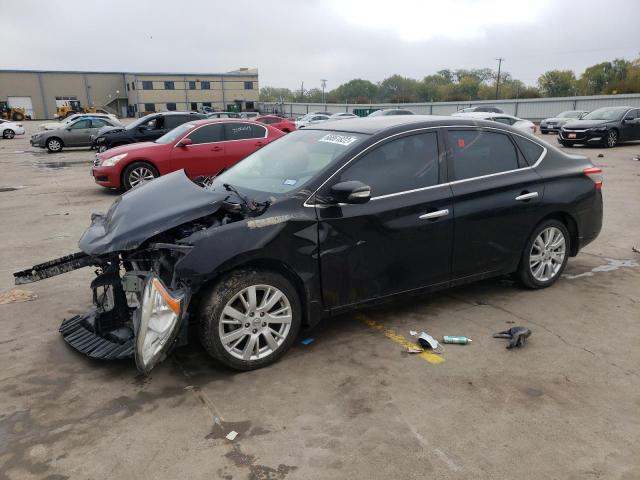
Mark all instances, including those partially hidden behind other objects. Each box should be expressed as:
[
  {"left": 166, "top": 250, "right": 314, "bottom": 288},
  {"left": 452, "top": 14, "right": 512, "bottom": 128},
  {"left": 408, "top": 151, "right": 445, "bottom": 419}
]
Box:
[{"left": 574, "top": 191, "right": 603, "bottom": 253}]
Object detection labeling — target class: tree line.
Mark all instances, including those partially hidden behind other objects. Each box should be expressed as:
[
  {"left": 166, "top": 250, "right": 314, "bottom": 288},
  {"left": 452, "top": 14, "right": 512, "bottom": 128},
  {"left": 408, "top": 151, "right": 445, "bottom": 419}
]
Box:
[{"left": 259, "top": 56, "right": 640, "bottom": 104}]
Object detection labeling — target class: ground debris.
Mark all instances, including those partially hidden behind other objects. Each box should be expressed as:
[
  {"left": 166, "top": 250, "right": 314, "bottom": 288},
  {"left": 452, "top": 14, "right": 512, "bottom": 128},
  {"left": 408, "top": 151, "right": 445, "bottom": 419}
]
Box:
[
  {"left": 0, "top": 288, "right": 38, "bottom": 305},
  {"left": 632, "top": 246, "right": 640, "bottom": 254},
  {"left": 493, "top": 326, "right": 532, "bottom": 349}
]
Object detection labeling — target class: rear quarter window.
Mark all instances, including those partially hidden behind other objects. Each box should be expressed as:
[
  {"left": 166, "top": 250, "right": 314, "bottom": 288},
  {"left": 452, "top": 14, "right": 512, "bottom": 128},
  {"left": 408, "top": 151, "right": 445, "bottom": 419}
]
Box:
[{"left": 512, "top": 135, "right": 544, "bottom": 166}]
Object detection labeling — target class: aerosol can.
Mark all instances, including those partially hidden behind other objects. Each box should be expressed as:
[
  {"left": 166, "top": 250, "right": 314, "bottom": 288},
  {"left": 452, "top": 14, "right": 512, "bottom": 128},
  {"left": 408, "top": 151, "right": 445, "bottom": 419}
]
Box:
[{"left": 442, "top": 336, "right": 472, "bottom": 345}]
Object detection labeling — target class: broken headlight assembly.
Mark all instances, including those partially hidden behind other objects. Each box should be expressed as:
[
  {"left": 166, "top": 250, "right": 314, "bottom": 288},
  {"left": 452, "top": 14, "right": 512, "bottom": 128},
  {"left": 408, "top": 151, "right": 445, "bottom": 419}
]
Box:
[{"left": 135, "top": 275, "right": 186, "bottom": 374}]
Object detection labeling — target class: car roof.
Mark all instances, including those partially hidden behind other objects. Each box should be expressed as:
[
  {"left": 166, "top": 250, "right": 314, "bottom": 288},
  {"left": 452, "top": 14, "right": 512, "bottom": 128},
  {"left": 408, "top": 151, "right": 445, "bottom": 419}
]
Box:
[
  {"left": 308, "top": 114, "right": 528, "bottom": 135},
  {"left": 187, "top": 118, "right": 263, "bottom": 127}
]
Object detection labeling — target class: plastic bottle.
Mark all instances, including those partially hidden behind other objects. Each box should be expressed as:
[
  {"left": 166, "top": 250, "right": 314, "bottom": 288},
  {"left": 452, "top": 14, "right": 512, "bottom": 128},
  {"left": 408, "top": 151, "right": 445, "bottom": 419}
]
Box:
[{"left": 442, "top": 336, "right": 472, "bottom": 345}]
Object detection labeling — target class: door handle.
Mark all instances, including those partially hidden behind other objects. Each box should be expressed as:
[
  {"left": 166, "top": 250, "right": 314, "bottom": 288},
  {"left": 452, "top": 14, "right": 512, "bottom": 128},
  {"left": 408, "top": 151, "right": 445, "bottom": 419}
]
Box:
[
  {"left": 515, "top": 192, "right": 539, "bottom": 201},
  {"left": 211, "top": 146, "right": 223, "bottom": 152},
  {"left": 419, "top": 209, "right": 449, "bottom": 220}
]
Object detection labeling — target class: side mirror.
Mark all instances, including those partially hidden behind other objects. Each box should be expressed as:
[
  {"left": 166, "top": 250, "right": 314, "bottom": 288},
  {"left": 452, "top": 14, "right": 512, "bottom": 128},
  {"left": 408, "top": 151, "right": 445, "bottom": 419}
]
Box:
[
  {"left": 329, "top": 181, "right": 371, "bottom": 204},
  {"left": 177, "top": 137, "right": 192, "bottom": 147}
]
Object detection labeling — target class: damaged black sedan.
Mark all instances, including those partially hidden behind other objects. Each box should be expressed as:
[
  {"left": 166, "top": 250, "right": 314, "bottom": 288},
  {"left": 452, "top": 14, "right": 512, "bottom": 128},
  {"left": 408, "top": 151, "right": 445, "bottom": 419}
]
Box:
[{"left": 15, "top": 116, "right": 603, "bottom": 373}]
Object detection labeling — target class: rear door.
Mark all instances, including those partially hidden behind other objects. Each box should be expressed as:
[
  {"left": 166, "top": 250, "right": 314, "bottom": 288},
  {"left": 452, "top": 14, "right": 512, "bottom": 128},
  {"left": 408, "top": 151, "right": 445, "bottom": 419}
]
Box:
[
  {"left": 445, "top": 128, "right": 544, "bottom": 281},
  {"left": 223, "top": 122, "right": 269, "bottom": 163},
  {"left": 318, "top": 130, "right": 453, "bottom": 308},
  {"left": 171, "top": 123, "right": 225, "bottom": 177}
]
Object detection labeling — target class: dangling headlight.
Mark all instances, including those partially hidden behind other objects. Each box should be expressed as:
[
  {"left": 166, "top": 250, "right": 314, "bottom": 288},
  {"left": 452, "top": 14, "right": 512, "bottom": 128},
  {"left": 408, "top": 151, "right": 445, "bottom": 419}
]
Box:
[{"left": 135, "top": 275, "right": 185, "bottom": 373}]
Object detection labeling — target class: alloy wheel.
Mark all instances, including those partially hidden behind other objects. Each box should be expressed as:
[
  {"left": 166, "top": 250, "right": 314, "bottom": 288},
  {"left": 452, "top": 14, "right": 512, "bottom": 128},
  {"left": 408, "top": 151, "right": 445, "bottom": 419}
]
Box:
[
  {"left": 529, "top": 227, "right": 566, "bottom": 282},
  {"left": 607, "top": 130, "right": 617, "bottom": 147},
  {"left": 218, "top": 284, "right": 292, "bottom": 361},
  {"left": 128, "top": 167, "right": 155, "bottom": 187},
  {"left": 98, "top": 145, "right": 107, "bottom": 153},
  {"left": 4, "top": 130, "right": 15, "bottom": 139},
  {"left": 48, "top": 139, "right": 61, "bottom": 151}
]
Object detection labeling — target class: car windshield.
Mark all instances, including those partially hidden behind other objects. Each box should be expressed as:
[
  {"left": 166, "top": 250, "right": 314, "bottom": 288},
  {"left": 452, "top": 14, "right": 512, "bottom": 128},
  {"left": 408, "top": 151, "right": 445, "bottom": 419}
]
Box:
[
  {"left": 582, "top": 108, "right": 627, "bottom": 121},
  {"left": 126, "top": 115, "right": 155, "bottom": 130},
  {"left": 155, "top": 123, "right": 196, "bottom": 144},
  {"left": 557, "top": 111, "right": 583, "bottom": 118},
  {"left": 208, "top": 129, "right": 368, "bottom": 196}
]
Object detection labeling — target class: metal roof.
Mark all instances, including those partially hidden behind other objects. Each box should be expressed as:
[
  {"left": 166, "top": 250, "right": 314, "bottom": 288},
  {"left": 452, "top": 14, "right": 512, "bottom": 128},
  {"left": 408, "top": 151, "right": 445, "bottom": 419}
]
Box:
[{"left": 0, "top": 69, "right": 258, "bottom": 76}]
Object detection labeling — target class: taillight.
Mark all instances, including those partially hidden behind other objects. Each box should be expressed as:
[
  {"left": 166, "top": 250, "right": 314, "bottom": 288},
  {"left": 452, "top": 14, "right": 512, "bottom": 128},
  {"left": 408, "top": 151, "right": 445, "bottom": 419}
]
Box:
[{"left": 583, "top": 167, "right": 603, "bottom": 189}]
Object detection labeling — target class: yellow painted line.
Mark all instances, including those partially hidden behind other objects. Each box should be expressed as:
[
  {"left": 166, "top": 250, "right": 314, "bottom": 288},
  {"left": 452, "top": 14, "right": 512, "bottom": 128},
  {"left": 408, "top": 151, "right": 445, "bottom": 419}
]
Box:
[{"left": 356, "top": 313, "right": 444, "bottom": 364}]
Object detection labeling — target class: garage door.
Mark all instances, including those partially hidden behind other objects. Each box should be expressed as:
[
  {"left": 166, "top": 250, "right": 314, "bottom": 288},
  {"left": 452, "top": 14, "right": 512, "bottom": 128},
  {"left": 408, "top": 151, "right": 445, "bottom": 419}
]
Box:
[{"left": 8, "top": 97, "right": 34, "bottom": 119}]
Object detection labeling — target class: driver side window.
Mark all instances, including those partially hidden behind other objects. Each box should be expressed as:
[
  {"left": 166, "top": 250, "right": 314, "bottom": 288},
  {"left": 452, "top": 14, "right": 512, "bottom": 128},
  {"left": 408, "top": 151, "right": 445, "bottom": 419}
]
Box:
[
  {"left": 70, "top": 119, "right": 91, "bottom": 129},
  {"left": 337, "top": 132, "right": 440, "bottom": 198}
]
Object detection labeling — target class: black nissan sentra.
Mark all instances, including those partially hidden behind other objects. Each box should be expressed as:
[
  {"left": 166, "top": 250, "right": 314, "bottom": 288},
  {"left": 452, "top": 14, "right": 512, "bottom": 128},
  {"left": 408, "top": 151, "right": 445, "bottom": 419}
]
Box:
[{"left": 15, "top": 116, "right": 603, "bottom": 373}]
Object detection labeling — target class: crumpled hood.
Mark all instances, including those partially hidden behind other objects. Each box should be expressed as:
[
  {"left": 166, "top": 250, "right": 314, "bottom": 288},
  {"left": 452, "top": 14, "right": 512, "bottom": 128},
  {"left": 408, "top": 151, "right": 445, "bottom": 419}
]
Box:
[
  {"left": 79, "top": 170, "right": 225, "bottom": 255},
  {"left": 97, "top": 125, "right": 124, "bottom": 136},
  {"left": 562, "top": 119, "right": 611, "bottom": 129}
]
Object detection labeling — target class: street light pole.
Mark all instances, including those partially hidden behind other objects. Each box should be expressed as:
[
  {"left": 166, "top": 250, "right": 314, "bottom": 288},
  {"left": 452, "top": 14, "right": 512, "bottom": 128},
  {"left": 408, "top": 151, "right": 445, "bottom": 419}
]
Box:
[
  {"left": 321, "top": 79, "right": 327, "bottom": 105},
  {"left": 495, "top": 57, "right": 504, "bottom": 100}
]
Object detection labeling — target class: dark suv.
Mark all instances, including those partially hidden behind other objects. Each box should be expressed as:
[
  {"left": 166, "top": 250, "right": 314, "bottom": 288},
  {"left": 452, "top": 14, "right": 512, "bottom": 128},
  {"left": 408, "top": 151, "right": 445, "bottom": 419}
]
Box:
[
  {"left": 93, "top": 112, "right": 206, "bottom": 152},
  {"left": 559, "top": 106, "right": 640, "bottom": 148}
]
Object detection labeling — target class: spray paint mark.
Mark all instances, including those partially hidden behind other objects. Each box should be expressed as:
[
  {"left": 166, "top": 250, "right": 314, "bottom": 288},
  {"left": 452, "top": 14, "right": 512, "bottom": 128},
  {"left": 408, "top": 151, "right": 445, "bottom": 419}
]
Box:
[{"left": 563, "top": 258, "right": 638, "bottom": 280}]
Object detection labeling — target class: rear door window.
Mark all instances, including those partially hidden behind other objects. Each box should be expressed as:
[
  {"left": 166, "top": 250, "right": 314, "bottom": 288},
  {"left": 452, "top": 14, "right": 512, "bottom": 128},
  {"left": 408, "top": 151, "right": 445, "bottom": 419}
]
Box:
[
  {"left": 187, "top": 124, "right": 224, "bottom": 144},
  {"left": 446, "top": 129, "right": 520, "bottom": 181},
  {"left": 224, "top": 123, "right": 266, "bottom": 141},
  {"left": 70, "top": 119, "right": 91, "bottom": 129},
  {"left": 165, "top": 115, "right": 190, "bottom": 129},
  {"left": 338, "top": 132, "right": 440, "bottom": 197}
]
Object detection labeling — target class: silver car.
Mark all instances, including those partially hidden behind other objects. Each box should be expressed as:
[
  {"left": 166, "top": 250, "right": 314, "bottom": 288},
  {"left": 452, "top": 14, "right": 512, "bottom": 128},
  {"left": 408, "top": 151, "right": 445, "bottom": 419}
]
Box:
[{"left": 30, "top": 117, "right": 120, "bottom": 152}]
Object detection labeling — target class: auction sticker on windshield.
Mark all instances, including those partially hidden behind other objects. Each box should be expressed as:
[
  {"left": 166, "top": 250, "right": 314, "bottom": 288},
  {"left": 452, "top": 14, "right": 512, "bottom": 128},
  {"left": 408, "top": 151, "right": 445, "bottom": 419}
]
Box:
[{"left": 319, "top": 133, "right": 358, "bottom": 146}]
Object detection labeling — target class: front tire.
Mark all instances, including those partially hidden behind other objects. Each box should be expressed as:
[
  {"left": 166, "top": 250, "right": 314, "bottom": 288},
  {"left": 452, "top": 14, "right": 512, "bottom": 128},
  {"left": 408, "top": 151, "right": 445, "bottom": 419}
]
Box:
[
  {"left": 199, "top": 269, "right": 302, "bottom": 371},
  {"left": 46, "top": 137, "right": 63, "bottom": 152},
  {"left": 122, "top": 161, "right": 159, "bottom": 190},
  {"left": 606, "top": 129, "right": 618, "bottom": 148},
  {"left": 97, "top": 145, "right": 108, "bottom": 153},
  {"left": 517, "top": 220, "right": 570, "bottom": 289},
  {"left": 3, "top": 129, "right": 15, "bottom": 139}
]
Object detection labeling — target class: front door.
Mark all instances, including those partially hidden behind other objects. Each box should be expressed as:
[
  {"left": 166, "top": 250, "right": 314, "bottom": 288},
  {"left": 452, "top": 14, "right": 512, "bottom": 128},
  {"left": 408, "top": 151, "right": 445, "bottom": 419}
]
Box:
[
  {"left": 65, "top": 118, "right": 93, "bottom": 146},
  {"left": 134, "top": 116, "right": 166, "bottom": 142},
  {"left": 317, "top": 130, "right": 453, "bottom": 309},
  {"left": 620, "top": 109, "right": 640, "bottom": 141},
  {"left": 445, "top": 128, "right": 544, "bottom": 281},
  {"left": 171, "top": 123, "right": 225, "bottom": 177}
]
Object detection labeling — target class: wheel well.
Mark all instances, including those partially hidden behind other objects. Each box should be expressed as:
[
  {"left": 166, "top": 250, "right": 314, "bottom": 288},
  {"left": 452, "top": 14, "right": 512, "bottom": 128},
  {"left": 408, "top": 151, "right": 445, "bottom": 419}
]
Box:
[
  {"left": 47, "top": 136, "right": 63, "bottom": 146},
  {"left": 200, "top": 259, "right": 310, "bottom": 326},
  {"left": 537, "top": 212, "right": 579, "bottom": 256}
]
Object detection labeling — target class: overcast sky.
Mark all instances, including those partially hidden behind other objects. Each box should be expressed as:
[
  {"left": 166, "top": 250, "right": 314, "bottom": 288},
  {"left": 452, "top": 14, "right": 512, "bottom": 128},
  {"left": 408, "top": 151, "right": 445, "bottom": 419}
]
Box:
[{"left": 2, "top": 0, "right": 639, "bottom": 91}]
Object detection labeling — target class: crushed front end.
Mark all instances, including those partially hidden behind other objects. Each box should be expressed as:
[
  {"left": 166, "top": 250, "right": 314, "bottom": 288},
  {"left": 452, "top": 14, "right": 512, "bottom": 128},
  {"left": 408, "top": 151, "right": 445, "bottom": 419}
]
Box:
[{"left": 14, "top": 245, "right": 191, "bottom": 373}]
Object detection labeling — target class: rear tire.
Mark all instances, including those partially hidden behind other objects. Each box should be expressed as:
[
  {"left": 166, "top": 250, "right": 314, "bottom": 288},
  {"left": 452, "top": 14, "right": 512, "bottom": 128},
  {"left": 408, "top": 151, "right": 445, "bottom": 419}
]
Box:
[
  {"left": 198, "top": 269, "right": 301, "bottom": 371},
  {"left": 516, "top": 219, "right": 570, "bottom": 289},
  {"left": 46, "top": 137, "right": 63, "bottom": 152},
  {"left": 122, "top": 161, "right": 159, "bottom": 190},
  {"left": 3, "top": 129, "right": 15, "bottom": 139}
]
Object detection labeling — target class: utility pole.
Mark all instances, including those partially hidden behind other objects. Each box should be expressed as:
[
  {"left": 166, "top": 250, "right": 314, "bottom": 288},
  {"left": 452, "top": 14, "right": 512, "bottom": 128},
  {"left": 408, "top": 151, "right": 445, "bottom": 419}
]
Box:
[
  {"left": 321, "top": 79, "right": 327, "bottom": 105},
  {"left": 495, "top": 57, "right": 504, "bottom": 100},
  {"left": 300, "top": 81, "right": 304, "bottom": 102}
]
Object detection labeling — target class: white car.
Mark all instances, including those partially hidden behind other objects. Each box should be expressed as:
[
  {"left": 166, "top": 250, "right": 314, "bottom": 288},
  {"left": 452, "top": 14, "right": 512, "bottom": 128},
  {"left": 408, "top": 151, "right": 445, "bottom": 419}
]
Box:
[
  {"left": 0, "top": 119, "right": 25, "bottom": 138},
  {"left": 240, "top": 112, "right": 260, "bottom": 119},
  {"left": 295, "top": 113, "right": 331, "bottom": 129},
  {"left": 329, "top": 112, "right": 359, "bottom": 120},
  {"left": 451, "top": 111, "right": 536, "bottom": 134},
  {"left": 38, "top": 113, "right": 121, "bottom": 131}
]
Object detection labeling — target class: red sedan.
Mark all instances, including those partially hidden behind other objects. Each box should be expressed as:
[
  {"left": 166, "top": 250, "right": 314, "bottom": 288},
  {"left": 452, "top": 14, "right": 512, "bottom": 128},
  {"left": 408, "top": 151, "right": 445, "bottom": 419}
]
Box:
[
  {"left": 254, "top": 115, "right": 296, "bottom": 133},
  {"left": 92, "top": 119, "right": 284, "bottom": 190}
]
